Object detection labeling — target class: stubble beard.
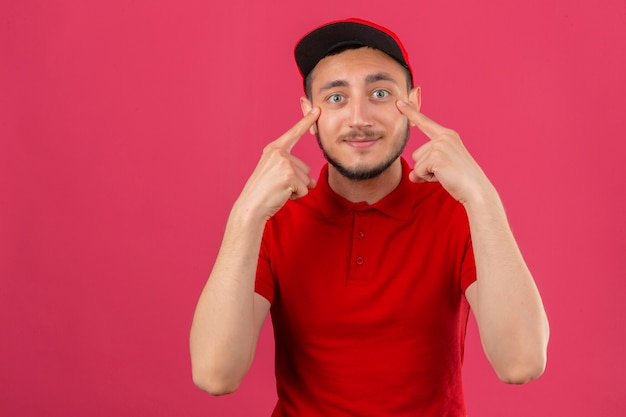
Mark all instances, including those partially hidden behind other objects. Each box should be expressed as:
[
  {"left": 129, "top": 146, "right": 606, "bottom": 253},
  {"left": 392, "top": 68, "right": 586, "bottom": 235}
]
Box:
[{"left": 316, "top": 124, "right": 410, "bottom": 181}]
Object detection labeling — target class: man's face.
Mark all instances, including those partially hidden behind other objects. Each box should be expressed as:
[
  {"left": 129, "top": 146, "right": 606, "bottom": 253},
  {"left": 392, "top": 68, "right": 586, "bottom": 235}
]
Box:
[{"left": 304, "top": 47, "right": 414, "bottom": 180}]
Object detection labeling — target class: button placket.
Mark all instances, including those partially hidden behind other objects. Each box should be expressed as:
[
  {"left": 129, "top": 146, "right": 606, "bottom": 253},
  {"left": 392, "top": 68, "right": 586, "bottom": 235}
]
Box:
[{"left": 348, "top": 209, "right": 370, "bottom": 284}]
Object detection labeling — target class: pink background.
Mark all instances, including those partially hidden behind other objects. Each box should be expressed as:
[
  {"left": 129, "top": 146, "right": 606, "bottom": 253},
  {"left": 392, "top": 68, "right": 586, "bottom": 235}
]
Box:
[{"left": 2, "top": 0, "right": 625, "bottom": 415}]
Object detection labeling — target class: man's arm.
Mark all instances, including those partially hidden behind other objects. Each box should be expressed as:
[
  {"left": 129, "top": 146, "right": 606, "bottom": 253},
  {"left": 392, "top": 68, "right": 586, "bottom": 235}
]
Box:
[
  {"left": 189, "top": 108, "right": 320, "bottom": 395},
  {"left": 397, "top": 98, "right": 549, "bottom": 383},
  {"left": 463, "top": 190, "right": 548, "bottom": 383}
]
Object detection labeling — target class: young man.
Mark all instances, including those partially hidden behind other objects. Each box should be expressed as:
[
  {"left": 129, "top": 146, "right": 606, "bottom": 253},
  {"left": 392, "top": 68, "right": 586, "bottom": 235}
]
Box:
[{"left": 190, "top": 18, "right": 549, "bottom": 416}]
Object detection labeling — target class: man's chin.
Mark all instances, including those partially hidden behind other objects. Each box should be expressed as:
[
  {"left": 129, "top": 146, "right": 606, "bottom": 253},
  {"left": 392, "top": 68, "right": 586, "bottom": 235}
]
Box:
[{"left": 327, "top": 159, "right": 394, "bottom": 181}]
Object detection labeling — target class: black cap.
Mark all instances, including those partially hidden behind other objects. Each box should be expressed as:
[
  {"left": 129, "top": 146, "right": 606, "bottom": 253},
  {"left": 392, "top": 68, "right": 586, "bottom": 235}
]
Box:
[{"left": 295, "top": 18, "right": 413, "bottom": 83}]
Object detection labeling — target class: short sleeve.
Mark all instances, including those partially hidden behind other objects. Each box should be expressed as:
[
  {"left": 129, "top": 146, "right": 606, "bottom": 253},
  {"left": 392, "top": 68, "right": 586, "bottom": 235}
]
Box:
[
  {"left": 255, "top": 234, "right": 275, "bottom": 304},
  {"left": 461, "top": 236, "right": 477, "bottom": 292}
]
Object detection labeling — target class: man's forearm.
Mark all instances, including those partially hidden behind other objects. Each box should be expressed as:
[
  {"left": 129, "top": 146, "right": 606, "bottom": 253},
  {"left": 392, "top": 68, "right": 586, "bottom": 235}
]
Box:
[
  {"left": 464, "top": 187, "right": 549, "bottom": 383},
  {"left": 189, "top": 207, "right": 268, "bottom": 394}
]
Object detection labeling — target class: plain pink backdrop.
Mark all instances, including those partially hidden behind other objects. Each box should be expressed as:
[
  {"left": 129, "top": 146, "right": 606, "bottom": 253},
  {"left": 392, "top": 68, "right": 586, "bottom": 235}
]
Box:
[{"left": 2, "top": 0, "right": 625, "bottom": 416}]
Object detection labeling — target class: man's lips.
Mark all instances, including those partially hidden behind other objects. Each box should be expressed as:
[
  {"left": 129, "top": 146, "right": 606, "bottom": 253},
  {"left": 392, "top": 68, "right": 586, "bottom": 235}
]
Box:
[
  {"left": 344, "top": 137, "right": 380, "bottom": 148},
  {"left": 338, "top": 129, "right": 385, "bottom": 148}
]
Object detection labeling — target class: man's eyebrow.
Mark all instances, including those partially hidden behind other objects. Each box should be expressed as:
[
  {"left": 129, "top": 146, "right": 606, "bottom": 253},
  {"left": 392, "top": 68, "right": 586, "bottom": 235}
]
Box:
[
  {"left": 317, "top": 73, "right": 399, "bottom": 95},
  {"left": 318, "top": 79, "right": 349, "bottom": 94},
  {"left": 365, "top": 72, "right": 398, "bottom": 85}
]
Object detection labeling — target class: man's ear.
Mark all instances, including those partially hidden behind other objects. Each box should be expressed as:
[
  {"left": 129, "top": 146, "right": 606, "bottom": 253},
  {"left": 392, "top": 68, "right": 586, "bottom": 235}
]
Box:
[
  {"left": 300, "top": 96, "right": 317, "bottom": 135},
  {"left": 409, "top": 86, "right": 422, "bottom": 111}
]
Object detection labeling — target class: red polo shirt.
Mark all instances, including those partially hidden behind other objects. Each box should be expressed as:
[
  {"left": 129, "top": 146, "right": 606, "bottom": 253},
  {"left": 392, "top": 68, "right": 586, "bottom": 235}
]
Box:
[{"left": 255, "top": 159, "right": 476, "bottom": 417}]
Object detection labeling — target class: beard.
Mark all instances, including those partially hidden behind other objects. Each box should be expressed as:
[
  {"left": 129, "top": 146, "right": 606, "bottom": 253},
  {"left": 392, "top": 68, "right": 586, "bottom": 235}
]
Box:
[{"left": 316, "top": 124, "right": 410, "bottom": 181}]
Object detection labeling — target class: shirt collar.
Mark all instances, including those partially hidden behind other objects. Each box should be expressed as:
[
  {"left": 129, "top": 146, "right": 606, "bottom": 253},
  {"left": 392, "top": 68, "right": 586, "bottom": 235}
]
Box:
[{"left": 312, "top": 158, "right": 417, "bottom": 220}]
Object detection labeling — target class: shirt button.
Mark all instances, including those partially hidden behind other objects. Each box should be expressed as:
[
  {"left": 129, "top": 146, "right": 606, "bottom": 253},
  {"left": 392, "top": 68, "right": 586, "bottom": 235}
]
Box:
[
  {"left": 357, "top": 231, "right": 365, "bottom": 239},
  {"left": 356, "top": 256, "right": 364, "bottom": 265}
]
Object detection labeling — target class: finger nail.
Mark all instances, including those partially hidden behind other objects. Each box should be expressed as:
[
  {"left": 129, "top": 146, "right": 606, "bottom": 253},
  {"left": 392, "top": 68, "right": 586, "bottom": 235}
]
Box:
[
  {"left": 397, "top": 100, "right": 407, "bottom": 107},
  {"left": 310, "top": 107, "right": 319, "bottom": 115}
]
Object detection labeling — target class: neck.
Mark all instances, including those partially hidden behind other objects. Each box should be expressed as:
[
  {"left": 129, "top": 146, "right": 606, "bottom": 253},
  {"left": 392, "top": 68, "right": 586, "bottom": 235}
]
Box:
[{"left": 327, "top": 159, "right": 403, "bottom": 205}]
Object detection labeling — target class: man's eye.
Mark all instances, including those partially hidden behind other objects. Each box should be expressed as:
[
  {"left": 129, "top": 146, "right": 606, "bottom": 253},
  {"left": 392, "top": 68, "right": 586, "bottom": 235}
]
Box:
[
  {"left": 328, "top": 94, "right": 344, "bottom": 103},
  {"left": 372, "top": 89, "right": 390, "bottom": 99}
]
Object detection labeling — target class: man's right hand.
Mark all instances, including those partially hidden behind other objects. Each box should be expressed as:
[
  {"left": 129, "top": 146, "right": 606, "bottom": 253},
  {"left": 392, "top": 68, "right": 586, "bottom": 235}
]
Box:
[
  {"left": 234, "top": 107, "right": 320, "bottom": 221},
  {"left": 190, "top": 108, "right": 321, "bottom": 394}
]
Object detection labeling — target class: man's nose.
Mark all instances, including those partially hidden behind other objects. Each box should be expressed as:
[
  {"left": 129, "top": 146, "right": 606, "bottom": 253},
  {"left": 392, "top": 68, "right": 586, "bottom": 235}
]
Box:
[{"left": 348, "top": 96, "right": 373, "bottom": 128}]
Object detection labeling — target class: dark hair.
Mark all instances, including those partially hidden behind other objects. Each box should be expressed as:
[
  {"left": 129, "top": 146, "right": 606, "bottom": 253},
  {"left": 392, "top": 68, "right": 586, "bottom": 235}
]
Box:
[{"left": 304, "top": 45, "right": 413, "bottom": 100}]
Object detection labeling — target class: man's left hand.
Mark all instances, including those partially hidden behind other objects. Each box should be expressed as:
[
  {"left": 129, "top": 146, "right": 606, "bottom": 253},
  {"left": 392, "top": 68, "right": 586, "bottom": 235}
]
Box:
[{"left": 396, "top": 99, "right": 493, "bottom": 206}]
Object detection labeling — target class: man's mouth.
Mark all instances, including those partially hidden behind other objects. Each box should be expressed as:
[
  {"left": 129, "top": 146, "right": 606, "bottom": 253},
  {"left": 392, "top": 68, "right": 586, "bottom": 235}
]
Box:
[
  {"left": 340, "top": 130, "right": 384, "bottom": 148},
  {"left": 344, "top": 136, "right": 380, "bottom": 148}
]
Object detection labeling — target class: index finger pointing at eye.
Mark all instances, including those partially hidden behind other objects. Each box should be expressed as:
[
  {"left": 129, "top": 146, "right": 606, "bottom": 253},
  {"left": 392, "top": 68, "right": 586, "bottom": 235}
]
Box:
[
  {"left": 396, "top": 100, "right": 446, "bottom": 140},
  {"left": 278, "top": 107, "right": 320, "bottom": 152}
]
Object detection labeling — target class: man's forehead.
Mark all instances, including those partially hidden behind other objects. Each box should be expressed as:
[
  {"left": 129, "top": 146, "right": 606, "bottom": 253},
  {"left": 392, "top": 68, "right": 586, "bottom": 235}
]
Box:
[{"left": 318, "top": 72, "right": 399, "bottom": 92}]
